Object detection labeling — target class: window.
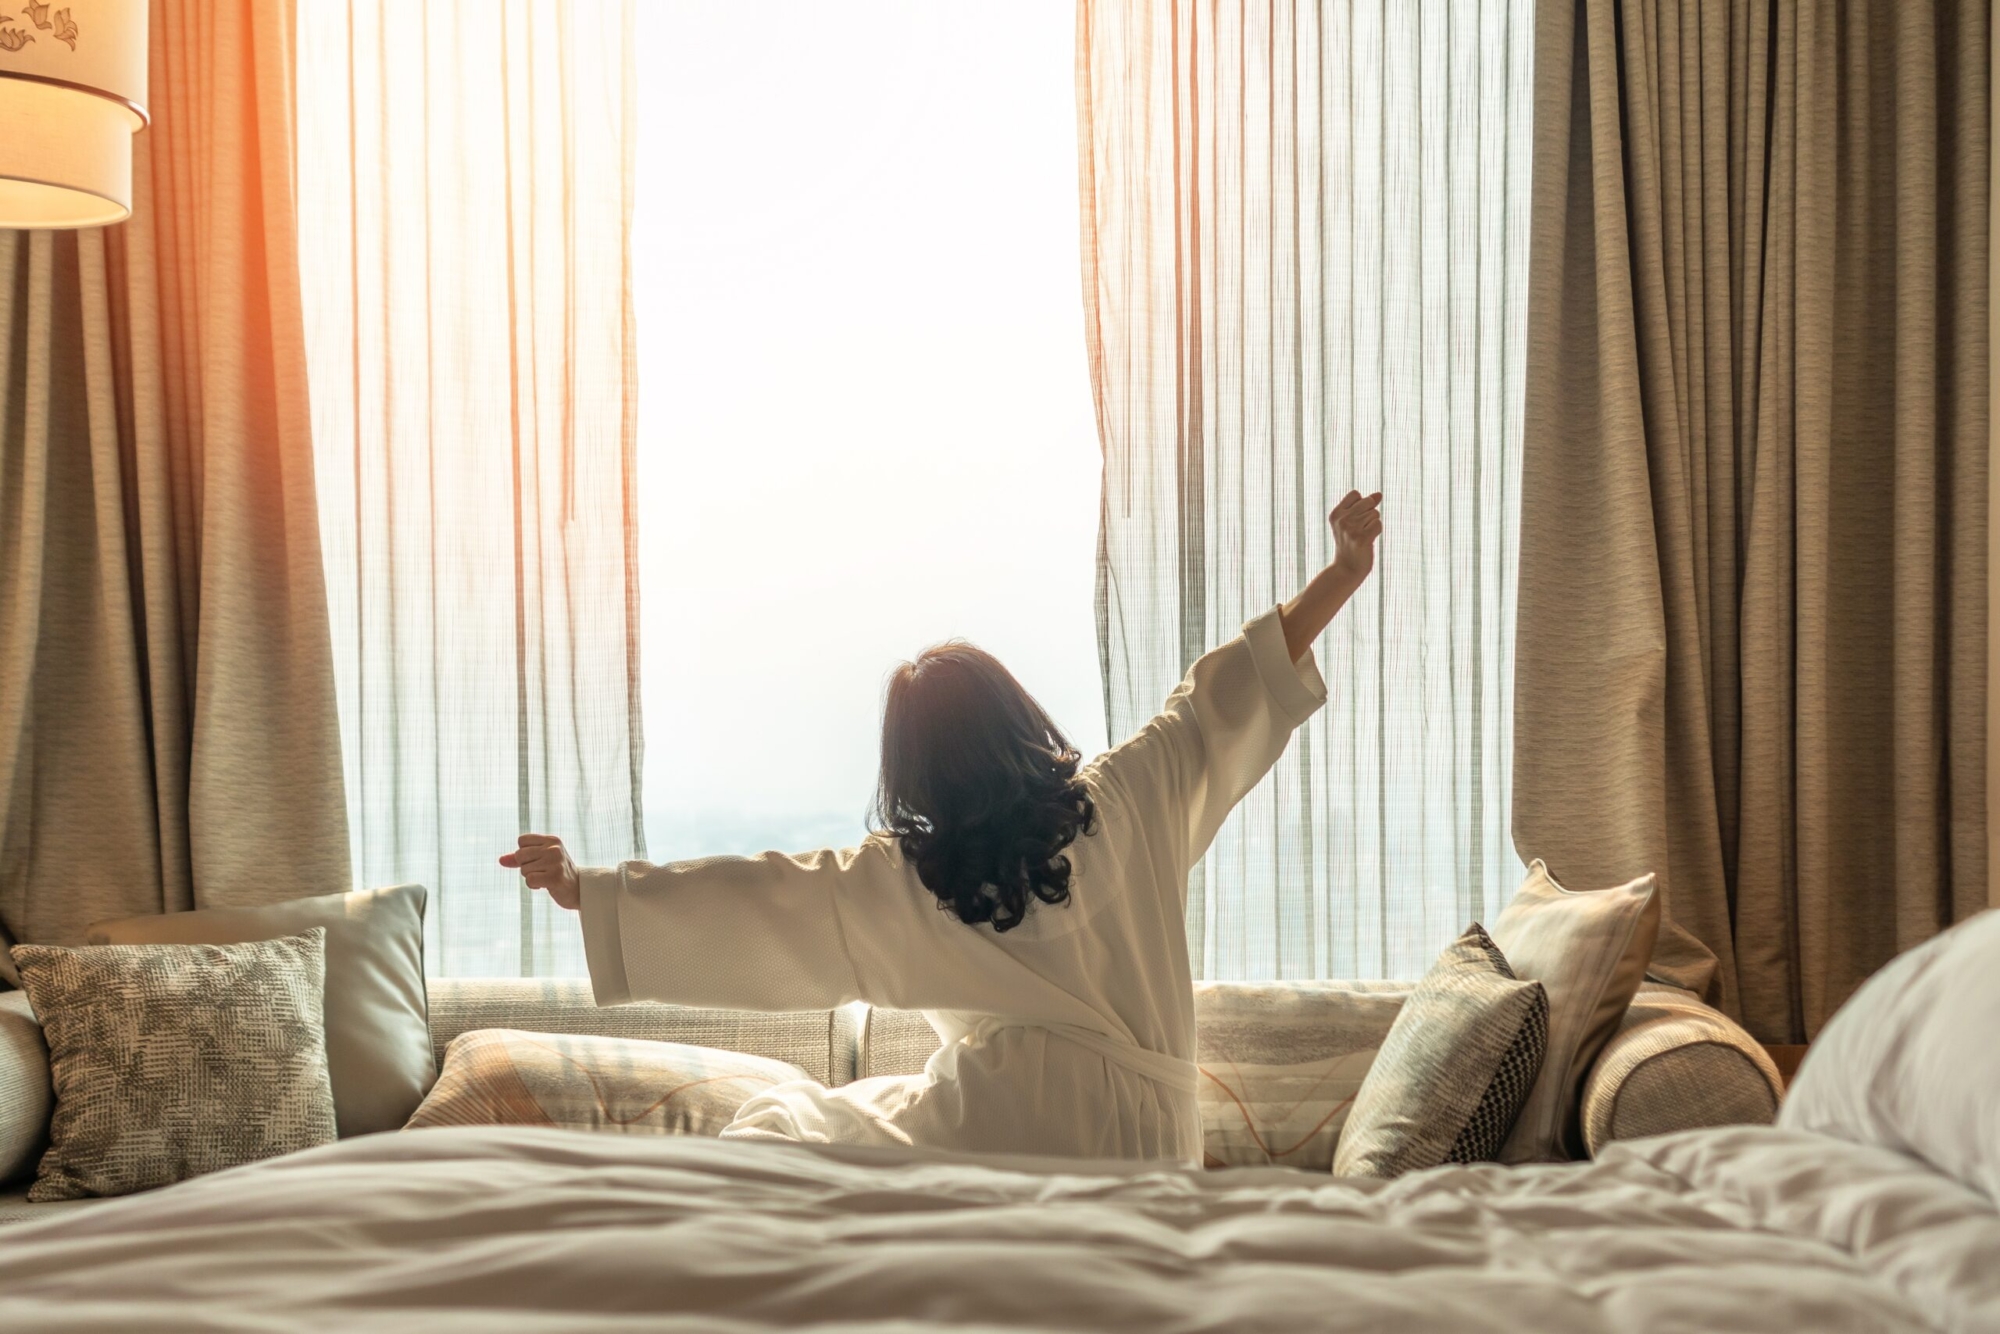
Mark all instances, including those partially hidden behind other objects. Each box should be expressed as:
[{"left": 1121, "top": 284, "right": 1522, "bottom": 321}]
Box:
[
  {"left": 634, "top": 2, "right": 1106, "bottom": 860},
  {"left": 298, "top": 1, "right": 1524, "bottom": 980},
  {"left": 299, "top": 1, "right": 1103, "bottom": 975}
]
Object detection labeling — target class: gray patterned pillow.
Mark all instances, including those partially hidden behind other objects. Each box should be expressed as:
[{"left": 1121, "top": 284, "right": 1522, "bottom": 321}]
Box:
[
  {"left": 11, "top": 929, "right": 337, "bottom": 1201},
  {"left": 1331, "top": 924, "right": 1548, "bottom": 1179}
]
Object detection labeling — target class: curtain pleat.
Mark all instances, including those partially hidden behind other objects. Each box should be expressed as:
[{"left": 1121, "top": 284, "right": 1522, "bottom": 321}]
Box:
[
  {"left": 297, "top": 0, "right": 643, "bottom": 978},
  {"left": 1078, "top": 0, "right": 1533, "bottom": 980},
  {"left": 1515, "top": 0, "right": 1988, "bottom": 1041},
  {"left": 0, "top": 0, "right": 351, "bottom": 982}
]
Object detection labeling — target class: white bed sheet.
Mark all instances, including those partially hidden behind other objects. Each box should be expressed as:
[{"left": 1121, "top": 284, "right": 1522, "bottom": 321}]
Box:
[{"left": 0, "top": 1124, "right": 1994, "bottom": 1332}]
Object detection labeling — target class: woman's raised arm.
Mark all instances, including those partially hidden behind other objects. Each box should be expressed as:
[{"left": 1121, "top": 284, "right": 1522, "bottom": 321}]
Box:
[{"left": 1279, "top": 490, "right": 1382, "bottom": 661}]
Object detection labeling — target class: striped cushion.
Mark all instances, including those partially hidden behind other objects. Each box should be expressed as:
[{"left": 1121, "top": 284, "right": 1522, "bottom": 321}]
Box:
[
  {"left": 1193, "top": 981, "right": 1407, "bottom": 1170},
  {"left": 408, "top": 1029, "right": 805, "bottom": 1136},
  {"left": 425, "top": 979, "right": 852, "bottom": 1086}
]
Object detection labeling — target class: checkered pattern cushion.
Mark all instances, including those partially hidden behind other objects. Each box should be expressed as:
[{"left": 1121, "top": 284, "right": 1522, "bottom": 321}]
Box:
[{"left": 1332, "top": 925, "right": 1548, "bottom": 1178}]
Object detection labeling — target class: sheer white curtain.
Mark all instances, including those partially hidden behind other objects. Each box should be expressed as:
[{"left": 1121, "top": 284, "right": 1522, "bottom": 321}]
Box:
[
  {"left": 1078, "top": 0, "right": 1533, "bottom": 979},
  {"left": 297, "top": 0, "right": 644, "bottom": 976}
]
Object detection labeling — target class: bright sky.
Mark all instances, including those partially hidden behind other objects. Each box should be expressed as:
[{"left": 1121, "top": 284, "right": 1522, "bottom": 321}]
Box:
[{"left": 634, "top": 2, "right": 1107, "bottom": 859}]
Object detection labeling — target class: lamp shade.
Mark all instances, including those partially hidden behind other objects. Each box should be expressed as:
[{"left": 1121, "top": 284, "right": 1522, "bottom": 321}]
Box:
[{"left": 0, "top": 0, "right": 147, "bottom": 228}]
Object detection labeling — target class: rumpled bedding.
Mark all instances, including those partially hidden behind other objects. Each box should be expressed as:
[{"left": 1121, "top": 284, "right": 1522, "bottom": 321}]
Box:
[{"left": 0, "top": 1124, "right": 1994, "bottom": 1333}]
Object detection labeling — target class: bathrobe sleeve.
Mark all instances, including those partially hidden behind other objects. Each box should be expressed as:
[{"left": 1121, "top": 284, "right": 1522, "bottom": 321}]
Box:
[
  {"left": 577, "top": 843, "right": 890, "bottom": 1010},
  {"left": 1090, "top": 605, "right": 1329, "bottom": 871}
]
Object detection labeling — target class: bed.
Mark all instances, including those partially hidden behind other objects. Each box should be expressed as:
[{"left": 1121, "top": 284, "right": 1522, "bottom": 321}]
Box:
[
  {"left": 5, "top": 909, "right": 1999, "bottom": 1332},
  {"left": 0, "top": 1120, "right": 1994, "bottom": 1332}
]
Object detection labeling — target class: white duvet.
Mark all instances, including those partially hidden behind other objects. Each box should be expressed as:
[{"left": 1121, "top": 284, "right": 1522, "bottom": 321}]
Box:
[{"left": 1, "top": 1124, "right": 1995, "bottom": 1333}]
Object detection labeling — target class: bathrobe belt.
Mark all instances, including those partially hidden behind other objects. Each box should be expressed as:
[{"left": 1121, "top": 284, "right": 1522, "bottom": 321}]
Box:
[{"left": 965, "top": 1017, "right": 1202, "bottom": 1096}]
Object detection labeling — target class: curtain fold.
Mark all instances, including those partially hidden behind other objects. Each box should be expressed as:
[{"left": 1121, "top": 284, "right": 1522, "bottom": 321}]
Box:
[
  {"left": 1078, "top": 0, "right": 1533, "bottom": 980},
  {"left": 1515, "top": 0, "right": 1989, "bottom": 1041},
  {"left": 297, "top": 0, "right": 644, "bottom": 978},
  {"left": 0, "top": 0, "right": 351, "bottom": 982}
]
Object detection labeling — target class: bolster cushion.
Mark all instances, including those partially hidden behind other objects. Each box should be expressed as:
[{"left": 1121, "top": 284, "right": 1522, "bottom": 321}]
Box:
[
  {"left": 0, "top": 990, "right": 51, "bottom": 1185},
  {"left": 1579, "top": 985, "right": 1783, "bottom": 1156}
]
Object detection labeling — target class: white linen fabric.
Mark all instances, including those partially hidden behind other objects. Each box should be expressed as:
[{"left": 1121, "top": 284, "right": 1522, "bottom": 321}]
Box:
[
  {"left": 0, "top": 1124, "right": 1995, "bottom": 1331},
  {"left": 579, "top": 609, "right": 1326, "bottom": 1163},
  {"left": 1781, "top": 909, "right": 2000, "bottom": 1204},
  {"left": 1077, "top": 0, "right": 1533, "bottom": 982},
  {"left": 296, "top": 0, "right": 646, "bottom": 979}
]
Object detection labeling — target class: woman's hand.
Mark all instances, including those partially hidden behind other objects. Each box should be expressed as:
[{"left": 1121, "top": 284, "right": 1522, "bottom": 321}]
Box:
[
  {"left": 500, "top": 834, "right": 581, "bottom": 911},
  {"left": 1329, "top": 490, "right": 1383, "bottom": 585},
  {"left": 1279, "top": 488, "right": 1384, "bottom": 662}
]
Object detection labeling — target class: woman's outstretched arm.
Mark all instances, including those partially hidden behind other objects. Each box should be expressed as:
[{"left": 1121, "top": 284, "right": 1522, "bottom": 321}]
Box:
[
  {"left": 1280, "top": 490, "right": 1382, "bottom": 662},
  {"left": 501, "top": 835, "right": 882, "bottom": 1010},
  {"left": 500, "top": 834, "right": 1122, "bottom": 1028}
]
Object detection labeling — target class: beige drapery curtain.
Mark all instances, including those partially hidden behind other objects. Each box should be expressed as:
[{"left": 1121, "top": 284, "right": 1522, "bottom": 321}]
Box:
[
  {"left": 0, "top": 0, "right": 351, "bottom": 982},
  {"left": 1077, "top": 0, "right": 1534, "bottom": 979},
  {"left": 1515, "top": 0, "right": 1988, "bottom": 1042},
  {"left": 297, "top": 1, "right": 644, "bottom": 977}
]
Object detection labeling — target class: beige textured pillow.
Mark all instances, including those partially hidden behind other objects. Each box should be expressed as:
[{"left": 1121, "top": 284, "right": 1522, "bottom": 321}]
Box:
[
  {"left": 1331, "top": 925, "right": 1548, "bottom": 1179},
  {"left": 1489, "top": 860, "right": 1660, "bottom": 1162},
  {"left": 88, "top": 884, "right": 434, "bottom": 1138},
  {"left": 407, "top": 1029, "right": 806, "bottom": 1135},
  {"left": 10, "top": 930, "right": 337, "bottom": 1201}
]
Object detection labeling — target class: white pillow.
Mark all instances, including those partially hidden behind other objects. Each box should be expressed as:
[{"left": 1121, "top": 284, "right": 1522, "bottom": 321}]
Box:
[
  {"left": 1780, "top": 909, "right": 2000, "bottom": 1203},
  {"left": 1488, "top": 861, "right": 1660, "bottom": 1162}
]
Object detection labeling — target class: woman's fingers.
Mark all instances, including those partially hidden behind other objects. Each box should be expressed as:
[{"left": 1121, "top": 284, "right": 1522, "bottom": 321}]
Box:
[
  {"left": 1335, "top": 512, "right": 1382, "bottom": 537},
  {"left": 1330, "top": 491, "right": 1381, "bottom": 526},
  {"left": 500, "top": 833, "right": 563, "bottom": 868}
]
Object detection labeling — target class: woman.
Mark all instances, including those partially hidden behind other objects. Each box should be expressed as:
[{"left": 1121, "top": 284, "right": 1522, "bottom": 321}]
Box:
[{"left": 503, "top": 490, "right": 1383, "bottom": 1163}]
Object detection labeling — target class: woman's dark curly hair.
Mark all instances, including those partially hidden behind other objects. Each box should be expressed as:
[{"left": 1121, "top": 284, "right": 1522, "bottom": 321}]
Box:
[{"left": 872, "top": 642, "right": 1096, "bottom": 933}]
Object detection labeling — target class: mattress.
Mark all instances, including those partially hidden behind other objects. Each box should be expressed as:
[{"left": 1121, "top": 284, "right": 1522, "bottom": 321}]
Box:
[{"left": 0, "top": 1123, "right": 1994, "bottom": 1332}]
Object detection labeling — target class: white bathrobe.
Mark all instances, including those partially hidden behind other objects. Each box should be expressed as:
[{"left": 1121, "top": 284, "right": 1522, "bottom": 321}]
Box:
[{"left": 578, "top": 606, "right": 1327, "bottom": 1164}]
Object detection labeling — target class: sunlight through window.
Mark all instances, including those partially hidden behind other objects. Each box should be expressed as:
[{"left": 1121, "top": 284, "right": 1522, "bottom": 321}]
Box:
[{"left": 634, "top": 2, "right": 1106, "bottom": 860}]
